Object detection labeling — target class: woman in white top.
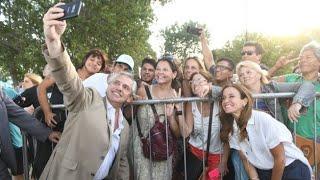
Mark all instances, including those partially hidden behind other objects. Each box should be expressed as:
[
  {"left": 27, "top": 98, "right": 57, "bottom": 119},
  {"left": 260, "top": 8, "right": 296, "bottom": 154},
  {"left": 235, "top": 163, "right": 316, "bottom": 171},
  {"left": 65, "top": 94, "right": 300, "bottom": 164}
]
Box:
[
  {"left": 219, "top": 83, "right": 311, "bottom": 180},
  {"left": 178, "top": 70, "right": 228, "bottom": 179}
]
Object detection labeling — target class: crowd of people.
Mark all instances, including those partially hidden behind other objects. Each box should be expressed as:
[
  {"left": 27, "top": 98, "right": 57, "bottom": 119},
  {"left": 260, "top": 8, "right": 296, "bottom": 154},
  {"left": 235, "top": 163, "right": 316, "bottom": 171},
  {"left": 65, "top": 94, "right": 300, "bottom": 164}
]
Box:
[{"left": 0, "top": 3, "right": 319, "bottom": 180}]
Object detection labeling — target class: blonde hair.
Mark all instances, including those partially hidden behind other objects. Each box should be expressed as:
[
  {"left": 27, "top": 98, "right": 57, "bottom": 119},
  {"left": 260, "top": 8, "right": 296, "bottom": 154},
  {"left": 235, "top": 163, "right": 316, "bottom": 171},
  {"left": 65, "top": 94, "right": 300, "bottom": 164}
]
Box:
[
  {"left": 24, "top": 73, "right": 43, "bottom": 85},
  {"left": 236, "top": 61, "right": 269, "bottom": 84}
]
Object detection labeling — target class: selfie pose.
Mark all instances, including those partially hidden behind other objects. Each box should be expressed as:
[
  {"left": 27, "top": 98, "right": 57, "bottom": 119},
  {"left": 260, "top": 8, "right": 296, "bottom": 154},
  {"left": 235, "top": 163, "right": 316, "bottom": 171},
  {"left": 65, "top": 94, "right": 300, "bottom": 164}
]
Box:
[{"left": 40, "top": 3, "right": 136, "bottom": 180}]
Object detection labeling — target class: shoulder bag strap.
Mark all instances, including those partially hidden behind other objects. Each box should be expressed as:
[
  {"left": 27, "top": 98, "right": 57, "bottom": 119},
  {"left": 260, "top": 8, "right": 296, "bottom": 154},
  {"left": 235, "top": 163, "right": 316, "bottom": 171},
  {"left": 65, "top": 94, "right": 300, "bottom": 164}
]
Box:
[
  {"left": 205, "top": 101, "right": 214, "bottom": 167},
  {"left": 144, "top": 85, "right": 160, "bottom": 121},
  {"left": 135, "top": 85, "right": 159, "bottom": 139},
  {"left": 135, "top": 111, "right": 144, "bottom": 138}
]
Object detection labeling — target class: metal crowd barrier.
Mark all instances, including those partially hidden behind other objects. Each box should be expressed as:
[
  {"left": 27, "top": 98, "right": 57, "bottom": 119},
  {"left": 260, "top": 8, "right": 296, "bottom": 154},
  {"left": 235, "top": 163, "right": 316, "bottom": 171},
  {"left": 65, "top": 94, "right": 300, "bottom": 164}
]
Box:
[
  {"left": 21, "top": 105, "right": 67, "bottom": 180},
  {"left": 20, "top": 92, "right": 319, "bottom": 180}
]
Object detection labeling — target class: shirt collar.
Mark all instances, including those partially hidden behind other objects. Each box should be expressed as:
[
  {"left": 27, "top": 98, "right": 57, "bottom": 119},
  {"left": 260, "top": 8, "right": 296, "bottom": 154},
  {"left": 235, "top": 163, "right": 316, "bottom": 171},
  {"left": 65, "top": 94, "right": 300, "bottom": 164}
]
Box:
[
  {"left": 106, "top": 99, "right": 125, "bottom": 132},
  {"left": 106, "top": 98, "right": 114, "bottom": 110}
]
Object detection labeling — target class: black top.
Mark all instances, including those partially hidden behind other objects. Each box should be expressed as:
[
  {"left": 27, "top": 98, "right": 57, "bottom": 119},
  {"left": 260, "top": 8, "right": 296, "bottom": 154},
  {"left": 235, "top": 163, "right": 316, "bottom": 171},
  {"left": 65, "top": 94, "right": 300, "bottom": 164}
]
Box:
[{"left": 13, "top": 85, "right": 40, "bottom": 108}]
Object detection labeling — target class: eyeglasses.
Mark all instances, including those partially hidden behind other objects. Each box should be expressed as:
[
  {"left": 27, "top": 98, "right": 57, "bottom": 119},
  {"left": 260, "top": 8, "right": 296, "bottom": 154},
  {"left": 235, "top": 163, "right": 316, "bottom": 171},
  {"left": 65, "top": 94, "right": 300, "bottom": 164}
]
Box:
[
  {"left": 215, "top": 65, "right": 232, "bottom": 71},
  {"left": 241, "top": 51, "right": 255, "bottom": 56},
  {"left": 189, "top": 78, "right": 207, "bottom": 85}
]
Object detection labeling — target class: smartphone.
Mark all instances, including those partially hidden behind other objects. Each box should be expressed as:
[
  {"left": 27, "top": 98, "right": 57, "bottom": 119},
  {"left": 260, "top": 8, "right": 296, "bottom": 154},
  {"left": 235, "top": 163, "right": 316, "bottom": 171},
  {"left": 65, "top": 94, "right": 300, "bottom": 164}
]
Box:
[
  {"left": 187, "top": 26, "right": 202, "bottom": 36},
  {"left": 57, "top": 1, "right": 82, "bottom": 20}
]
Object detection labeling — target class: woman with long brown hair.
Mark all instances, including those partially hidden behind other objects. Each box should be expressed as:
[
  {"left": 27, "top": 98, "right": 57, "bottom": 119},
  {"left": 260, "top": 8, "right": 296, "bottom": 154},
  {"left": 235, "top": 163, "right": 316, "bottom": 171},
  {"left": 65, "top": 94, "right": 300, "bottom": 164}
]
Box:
[
  {"left": 219, "top": 83, "right": 311, "bottom": 180},
  {"left": 132, "top": 57, "right": 181, "bottom": 180}
]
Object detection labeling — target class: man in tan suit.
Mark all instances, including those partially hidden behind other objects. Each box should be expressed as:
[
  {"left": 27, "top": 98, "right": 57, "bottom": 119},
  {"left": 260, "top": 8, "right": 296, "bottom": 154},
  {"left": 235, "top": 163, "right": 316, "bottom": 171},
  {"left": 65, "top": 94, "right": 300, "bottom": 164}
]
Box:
[{"left": 40, "top": 3, "right": 136, "bottom": 180}]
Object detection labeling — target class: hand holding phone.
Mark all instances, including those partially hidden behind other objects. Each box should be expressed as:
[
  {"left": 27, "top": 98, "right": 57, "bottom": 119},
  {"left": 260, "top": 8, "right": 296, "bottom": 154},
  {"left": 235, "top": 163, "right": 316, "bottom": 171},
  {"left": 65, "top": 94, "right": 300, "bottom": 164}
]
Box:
[
  {"left": 187, "top": 26, "right": 202, "bottom": 36},
  {"left": 57, "top": 1, "right": 82, "bottom": 20}
]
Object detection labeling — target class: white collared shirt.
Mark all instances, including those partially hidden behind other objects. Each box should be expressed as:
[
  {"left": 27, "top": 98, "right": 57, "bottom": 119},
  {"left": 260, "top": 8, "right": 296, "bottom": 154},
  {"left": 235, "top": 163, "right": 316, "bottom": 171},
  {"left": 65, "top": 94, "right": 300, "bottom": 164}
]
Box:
[
  {"left": 229, "top": 110, "right": 311, "bottom": 173},
  {"left": 94, "top": 100, "right": 125, "bottom": 180},
  {"left": 83, "top": 73, "right": 109, "bottom": 97}
]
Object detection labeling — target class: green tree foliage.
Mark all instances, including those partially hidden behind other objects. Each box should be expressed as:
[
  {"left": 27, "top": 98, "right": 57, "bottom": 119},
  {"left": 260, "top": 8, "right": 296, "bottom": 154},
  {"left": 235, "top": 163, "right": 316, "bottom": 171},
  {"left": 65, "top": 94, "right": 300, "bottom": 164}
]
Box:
[
  {"left": 161, "top": 21, "right": 209, "bottom": 59},
  {"left": 214, "top": 31, "right": 320, "bottom": 76},
  {"left": 0, "top": 0, "right": 170, "bottom": 85}
]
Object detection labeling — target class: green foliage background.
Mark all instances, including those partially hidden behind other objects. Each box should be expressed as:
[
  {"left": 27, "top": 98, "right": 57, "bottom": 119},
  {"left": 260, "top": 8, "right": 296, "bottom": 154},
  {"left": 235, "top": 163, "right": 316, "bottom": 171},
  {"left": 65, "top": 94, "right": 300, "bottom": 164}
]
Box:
[
  {"left": 0, "top": 0, "right": 168, "bottom": 85},
  {"left": 161, "top": 21, "right": 209, "bottom": 59},
  {"left": 1, "top": 0, "right": 320, "bottom": 85}
]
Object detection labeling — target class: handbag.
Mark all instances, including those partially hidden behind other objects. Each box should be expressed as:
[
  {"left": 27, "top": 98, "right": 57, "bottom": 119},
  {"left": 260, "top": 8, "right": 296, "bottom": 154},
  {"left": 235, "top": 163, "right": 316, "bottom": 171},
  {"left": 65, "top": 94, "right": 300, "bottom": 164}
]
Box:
[
  {"left": 135, "top": 85, "right": 174, "bottom": 161},
  {"left": 295, "top": 134, "right": 320, "bottom": 166},
  {"left": 176, "top": 101, "right": 214, "bottom": 180}
]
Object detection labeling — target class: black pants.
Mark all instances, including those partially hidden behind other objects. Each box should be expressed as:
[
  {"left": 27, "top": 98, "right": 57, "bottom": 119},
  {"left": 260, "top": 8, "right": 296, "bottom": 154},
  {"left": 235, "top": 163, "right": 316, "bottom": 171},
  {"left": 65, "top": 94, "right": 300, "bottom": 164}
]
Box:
[
  {"left": 11, "top": 147, "right": 23, "bottom": 175},
  {"left": 256, "top": 160, "right": 311, "bottom": 180},
  {"left": 0, "top": 159, "right": 11, "bottom": 180}
]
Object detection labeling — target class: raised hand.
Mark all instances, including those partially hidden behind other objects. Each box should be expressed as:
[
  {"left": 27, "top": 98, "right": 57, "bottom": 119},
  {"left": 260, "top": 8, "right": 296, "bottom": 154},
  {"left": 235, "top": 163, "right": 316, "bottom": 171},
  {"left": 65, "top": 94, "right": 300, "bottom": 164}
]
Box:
[
  {"left": 275, "top": 51, "right": 298, "bottom": 69},
  {"left": 43, "top": 3, "right": 66, "bottom": 43},
  {"left": 194, "top": 82, "right": 211, "bottom": 98}
]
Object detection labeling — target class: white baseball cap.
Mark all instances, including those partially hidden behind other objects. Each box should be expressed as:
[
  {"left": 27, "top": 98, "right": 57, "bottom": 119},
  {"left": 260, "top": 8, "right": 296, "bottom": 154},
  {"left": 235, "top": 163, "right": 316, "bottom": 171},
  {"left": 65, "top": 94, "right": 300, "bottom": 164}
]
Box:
[{"left": 115, "top": 54, "right": 134, "bottom": 71}]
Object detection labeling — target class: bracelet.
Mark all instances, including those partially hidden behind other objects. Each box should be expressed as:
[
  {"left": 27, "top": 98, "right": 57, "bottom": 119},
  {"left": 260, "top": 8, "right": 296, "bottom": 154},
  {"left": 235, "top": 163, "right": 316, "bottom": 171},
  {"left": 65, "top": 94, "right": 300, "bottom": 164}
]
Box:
[{"left": 175, "top": 110, "right": 182, "bottom": 116}]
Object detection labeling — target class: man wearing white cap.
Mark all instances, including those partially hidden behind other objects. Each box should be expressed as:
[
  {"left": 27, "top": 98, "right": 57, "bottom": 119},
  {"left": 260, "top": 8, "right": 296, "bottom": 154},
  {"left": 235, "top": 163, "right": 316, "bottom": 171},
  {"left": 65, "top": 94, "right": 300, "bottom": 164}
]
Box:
[{"left": 83, "top": 54, "right": 135, "bottom": 97}]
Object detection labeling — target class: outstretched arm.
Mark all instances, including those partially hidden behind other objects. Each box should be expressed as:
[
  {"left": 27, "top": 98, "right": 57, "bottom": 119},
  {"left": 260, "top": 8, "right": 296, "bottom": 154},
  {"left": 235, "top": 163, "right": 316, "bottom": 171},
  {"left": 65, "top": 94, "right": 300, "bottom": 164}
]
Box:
[
  {"left": 43, "top": 3, "right": 92, "bottom": 112},
  {"left": 2, "top": 90, "right": 52, "bottom": 142},
  {"left": 268, "top": 55, "right": 298, "bottom": 78},
  {"left": 43, "top": 3, "right": 65, "bottom": 58},
  {"left": 200, "top": 29, "right": 215, "bottom": 70},
  {"left": 272, "top": 81, "right": 315, "bottom": 122}
]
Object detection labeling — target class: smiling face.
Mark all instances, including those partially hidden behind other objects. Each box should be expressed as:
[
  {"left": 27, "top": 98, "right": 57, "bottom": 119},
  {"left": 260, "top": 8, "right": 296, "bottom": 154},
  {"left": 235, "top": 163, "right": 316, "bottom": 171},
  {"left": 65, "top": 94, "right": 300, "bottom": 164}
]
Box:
[
  {"left": 190, "top": 73, "right": 208, "bottom": 97},
  {"left": 84, "top": 55, "right": 103, "bottom": 74},
  {"left": 221, "top": 87, "right": 247, "bottom": 119},
  {"left": 106, "top": 75, "right": 133, "bottom": 107},
  {"left": 299, "top": 49, "right": 320, "bottom": 75},
  {"left": 238, "top": 66, "right": 261, "bottom": 88},
  {"left": 155, "top": 60, "right": 176, "bottom": 84},
  {"left": 141, "top": 63, "right": 155, "bottom": 83},
  {"left": 184, "top": 58, "right": 201, "bottom": 80}
]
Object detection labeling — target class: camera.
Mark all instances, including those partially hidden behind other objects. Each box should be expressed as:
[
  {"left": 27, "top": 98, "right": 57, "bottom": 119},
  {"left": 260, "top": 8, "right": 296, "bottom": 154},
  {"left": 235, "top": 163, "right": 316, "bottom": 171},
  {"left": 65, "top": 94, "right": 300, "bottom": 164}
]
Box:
[
  {"left": 57, "top": 1, "right": 83, "bottom": 21},
  {"left": 187, "top": 26, "right": 202, "bottom": 36}
]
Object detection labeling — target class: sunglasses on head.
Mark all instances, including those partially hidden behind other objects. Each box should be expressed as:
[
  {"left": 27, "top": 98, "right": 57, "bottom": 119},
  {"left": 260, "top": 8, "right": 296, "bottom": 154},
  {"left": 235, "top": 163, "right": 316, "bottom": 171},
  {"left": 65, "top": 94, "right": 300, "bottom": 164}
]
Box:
[
  {"left": 241, "top": 51, "right": 255, "bottom": 56},
  {"left": 159, "top": 54, "right": 174, "bottom": 61}
]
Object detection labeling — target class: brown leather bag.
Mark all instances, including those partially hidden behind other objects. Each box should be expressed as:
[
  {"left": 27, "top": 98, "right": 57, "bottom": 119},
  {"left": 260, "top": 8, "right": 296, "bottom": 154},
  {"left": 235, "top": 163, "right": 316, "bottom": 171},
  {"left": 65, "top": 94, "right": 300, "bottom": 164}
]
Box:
[
  {"left": 295, "top": 134, "right": 320, "bottom": 166},
  {"left": 136, "top": 85, "right": 174, "bottom": 161}
]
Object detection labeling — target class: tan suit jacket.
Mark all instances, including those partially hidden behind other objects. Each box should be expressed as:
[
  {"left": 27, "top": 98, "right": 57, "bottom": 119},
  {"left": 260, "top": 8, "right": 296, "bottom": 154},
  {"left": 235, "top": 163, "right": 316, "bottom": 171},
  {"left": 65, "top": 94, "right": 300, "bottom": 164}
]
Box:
[{"left": 40, "top": 48, "right": 130, "bottom": 180}]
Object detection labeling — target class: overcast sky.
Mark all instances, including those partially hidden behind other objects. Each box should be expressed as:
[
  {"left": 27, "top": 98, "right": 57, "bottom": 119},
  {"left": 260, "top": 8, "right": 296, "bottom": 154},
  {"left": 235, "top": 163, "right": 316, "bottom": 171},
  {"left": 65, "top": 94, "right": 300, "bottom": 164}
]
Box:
[{"left": 149, "top": 0, "right": 320, "bottom": 56}]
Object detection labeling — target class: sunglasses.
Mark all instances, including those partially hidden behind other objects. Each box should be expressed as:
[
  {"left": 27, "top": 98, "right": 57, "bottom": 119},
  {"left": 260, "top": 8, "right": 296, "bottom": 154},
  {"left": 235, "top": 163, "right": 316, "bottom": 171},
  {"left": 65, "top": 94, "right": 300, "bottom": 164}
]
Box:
[{"left": 241, "top": 51, "right": 255, "bottom": 56}]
